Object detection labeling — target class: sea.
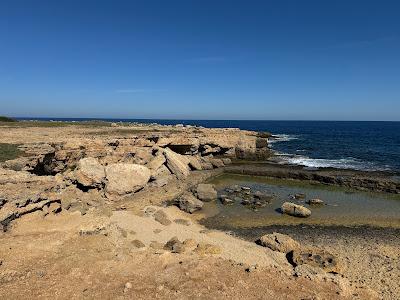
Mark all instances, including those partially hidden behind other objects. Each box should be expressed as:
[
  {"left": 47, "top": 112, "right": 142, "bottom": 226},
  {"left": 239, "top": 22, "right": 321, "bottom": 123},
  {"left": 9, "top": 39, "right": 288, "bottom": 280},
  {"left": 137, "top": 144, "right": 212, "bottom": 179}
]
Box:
[{"left": 18, "top": 118, "right": 400, "bottom": 173}]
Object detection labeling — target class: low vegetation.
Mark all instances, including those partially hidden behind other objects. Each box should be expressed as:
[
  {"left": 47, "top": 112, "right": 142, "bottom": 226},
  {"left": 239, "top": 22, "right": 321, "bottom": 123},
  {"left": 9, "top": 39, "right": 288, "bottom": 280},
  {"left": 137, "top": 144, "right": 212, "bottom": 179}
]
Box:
[
  {"left": 0, "top": 143, "right": 24, "bottom": 162},
  {"left": 0, "top": 120, "right": 114, "bottom": 128},
  {"left": 0, "top": 116, "right": 17, "bottom": 122}
]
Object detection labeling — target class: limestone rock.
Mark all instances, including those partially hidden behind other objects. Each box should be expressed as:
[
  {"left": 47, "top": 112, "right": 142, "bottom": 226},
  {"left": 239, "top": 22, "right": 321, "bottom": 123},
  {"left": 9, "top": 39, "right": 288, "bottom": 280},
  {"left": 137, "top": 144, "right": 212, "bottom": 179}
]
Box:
[
  {"left": 281, "top": 202, "right": 311, "bottom": 218},
  {"left": 146, "top": 153, "right": 166, "bottom": 170},
  {"left": 163, "top": 148, "right": 190, "bottom": 179},
  {"left": 290, "top": 248, "right": 339, "bottom": 273},
  {"left": 177, "top": 192, "right": 203, "bottom": 213},
  {"left": 210, "top": 158, "right": 225, "bottom": 168},
  {"left": 150, "top": 165, "right": 171, "bottom": 181},
  {"left": 257, "top": 232, "right": 300, "bottom": 253},
  {"left": 105, "top": 163, "right": 151, "bottom": 195},
  {"left": 74, "top": 157, "right": 105, "bottom": 187},
  {"left": 196, "top": 184, "right": 217, "bottom": 201},
  {"left": 188, "top": 156, "right": 202, "bottom": 170}
]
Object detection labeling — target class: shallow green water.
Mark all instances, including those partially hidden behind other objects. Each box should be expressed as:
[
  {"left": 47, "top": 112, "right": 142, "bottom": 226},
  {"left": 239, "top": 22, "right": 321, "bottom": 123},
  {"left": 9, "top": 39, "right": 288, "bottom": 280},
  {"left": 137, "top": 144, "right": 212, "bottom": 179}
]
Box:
[{"left": 203, "top": 174, "right": 400, "bottom": 228}]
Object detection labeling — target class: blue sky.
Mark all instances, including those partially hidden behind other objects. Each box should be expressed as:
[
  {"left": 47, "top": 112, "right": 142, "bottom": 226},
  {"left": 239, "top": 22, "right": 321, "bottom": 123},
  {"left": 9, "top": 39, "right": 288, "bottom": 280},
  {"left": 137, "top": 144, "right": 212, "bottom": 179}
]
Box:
[{"left": 1, "top": 0, "right": 399, "bottom": 120}]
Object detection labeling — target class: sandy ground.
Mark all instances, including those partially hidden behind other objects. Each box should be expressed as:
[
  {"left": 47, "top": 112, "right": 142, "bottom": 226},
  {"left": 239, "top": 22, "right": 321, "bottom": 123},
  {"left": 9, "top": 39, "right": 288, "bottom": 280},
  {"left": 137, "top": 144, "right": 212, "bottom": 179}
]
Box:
[{"left": 0, "top": 207, "right": 376, "bottom": 300}]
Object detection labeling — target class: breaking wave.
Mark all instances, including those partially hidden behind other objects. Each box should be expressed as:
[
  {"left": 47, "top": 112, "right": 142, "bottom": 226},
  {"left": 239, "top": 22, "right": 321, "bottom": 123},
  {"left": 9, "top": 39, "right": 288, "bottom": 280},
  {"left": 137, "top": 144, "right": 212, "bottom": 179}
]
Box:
[{"left": 272, "top": 153, "right": 391, "bottom": 171}]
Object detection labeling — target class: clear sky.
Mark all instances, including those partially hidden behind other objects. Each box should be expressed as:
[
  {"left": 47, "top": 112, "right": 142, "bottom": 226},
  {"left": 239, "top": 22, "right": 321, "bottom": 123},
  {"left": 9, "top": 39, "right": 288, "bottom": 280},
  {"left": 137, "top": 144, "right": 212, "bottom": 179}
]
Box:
[{"left": 1, "top": 0, "right": 399, "bottom": 120}]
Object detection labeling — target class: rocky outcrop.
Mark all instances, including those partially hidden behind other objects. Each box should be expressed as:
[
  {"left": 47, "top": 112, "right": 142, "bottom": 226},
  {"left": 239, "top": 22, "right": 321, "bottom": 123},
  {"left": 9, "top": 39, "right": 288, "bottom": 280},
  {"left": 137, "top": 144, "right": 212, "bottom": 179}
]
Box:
[
  {"left": 163, "top": 148, "right": 190, "bottom": 179},
  {"left": 281, "top": 202, "right": 311, "bottom": 218},
  {"left": 105, "top": 163, "right": 151, "bottom": 195},
  {"left": 257, "top": 232, "right": 300, "bottom": 253},
  {"left": 74, "top": 157, "right": 105, "bottom": 188}
]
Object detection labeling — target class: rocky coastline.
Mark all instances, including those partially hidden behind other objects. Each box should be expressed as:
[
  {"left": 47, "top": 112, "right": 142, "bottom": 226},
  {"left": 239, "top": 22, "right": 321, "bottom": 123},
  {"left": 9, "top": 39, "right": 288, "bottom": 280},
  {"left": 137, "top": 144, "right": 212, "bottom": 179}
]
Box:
[{"left": 0, "top": 120, "right": 397, "bottom": 299}]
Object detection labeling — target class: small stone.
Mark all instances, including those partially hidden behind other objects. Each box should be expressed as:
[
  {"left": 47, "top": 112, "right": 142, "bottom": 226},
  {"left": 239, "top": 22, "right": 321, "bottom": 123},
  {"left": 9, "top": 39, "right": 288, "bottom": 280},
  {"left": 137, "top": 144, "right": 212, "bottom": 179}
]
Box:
[
  {"left": 174, "top": 219, "right": 191, "bottom": 226},
  {"left": 124, "top": 282, "right": 132, "bottom": 293},
  {"left": 131, "top": 239, "right": 145, "bottom": 248},
  {"left": 307, "top": 198, "right": 324, "bottom": 205},
  {"left": 241, "top": 186, "right": 251, "bottom": 191},
  {"left": 154, "top": 210, "right": 172, "bottom": 226},
  {"left": 294, "top": 193, "right": 306, "bottom": 199},
  {"left": 232, "top": 185, "right": 241, "bottom": 193},
  {"left": 164, "top": 236, "right": 186, "bottom": 253},
  {"left": 177, "top": 192, "right": 203, "bottom": 213},
  {"left": 194, "top": 243, "right": 222, "bottom": 255},
  {"left": 221, "top": 198, "right": 234, "bottom": 205},
  {"left": 241, "top": 199, "right": 251, "bottom": 205},
  {"left": 125, "top": 282, "right": 132, "bottom": 289},
  {"left": 245, "top": 265, "right": 258, "bottom": 273},
  {"left": 222, "top": 158, "right": 232, "bottom": 165},
  {"left": 254, "top": 201, "right": 266, "bottom": 207}
]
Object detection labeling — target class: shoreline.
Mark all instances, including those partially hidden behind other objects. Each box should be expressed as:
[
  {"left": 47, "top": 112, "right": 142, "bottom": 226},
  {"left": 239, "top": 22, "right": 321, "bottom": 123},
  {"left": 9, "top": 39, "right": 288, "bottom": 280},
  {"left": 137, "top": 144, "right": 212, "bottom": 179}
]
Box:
[
  {"left": 225, "top": 161, "right": 400, "bottom": 193},
  {"left": 0, "top": 121, "right": 398, "bottom": 299}
]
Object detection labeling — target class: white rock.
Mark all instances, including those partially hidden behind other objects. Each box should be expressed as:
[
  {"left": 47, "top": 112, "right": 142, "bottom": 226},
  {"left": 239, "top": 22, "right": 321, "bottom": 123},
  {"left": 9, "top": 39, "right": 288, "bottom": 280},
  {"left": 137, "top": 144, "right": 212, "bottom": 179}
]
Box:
[
  {"left": 74, "top": 157, "right": 105, "bottom": 187},
  {"left": 105, "top": 163, "right": 151, "bottom": 195}
]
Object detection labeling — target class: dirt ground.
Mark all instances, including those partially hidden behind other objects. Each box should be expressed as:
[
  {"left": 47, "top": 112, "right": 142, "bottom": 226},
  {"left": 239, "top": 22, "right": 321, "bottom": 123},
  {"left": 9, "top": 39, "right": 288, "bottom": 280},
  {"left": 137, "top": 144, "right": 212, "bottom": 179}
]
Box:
[{"left": 0, "top": 210, "right": 376, "bottom": 300}]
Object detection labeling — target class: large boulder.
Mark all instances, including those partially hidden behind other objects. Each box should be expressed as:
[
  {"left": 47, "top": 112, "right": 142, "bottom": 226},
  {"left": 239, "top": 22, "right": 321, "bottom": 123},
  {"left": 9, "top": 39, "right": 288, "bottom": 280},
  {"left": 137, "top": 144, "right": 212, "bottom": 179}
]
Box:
[
  {"left": 74, "top": 157, "right": 105, "bottom": 187},
  {"left": 281, "top": 202, "right": 311, "bottom": 218},
  {"left": 257, "top": 232, "right": 300, "bottom": 253},
  {"left": 105, "top": 163, "right": 151, "bottom": 195},
  {"left": 177, "top": 192, "right": 203, "bottom": 213},
  {"left": 196, "top": 184, "right": 217, "bottom": 201},
  {"left": 163, "top": 148, "right": 190, "bottom": 179}
]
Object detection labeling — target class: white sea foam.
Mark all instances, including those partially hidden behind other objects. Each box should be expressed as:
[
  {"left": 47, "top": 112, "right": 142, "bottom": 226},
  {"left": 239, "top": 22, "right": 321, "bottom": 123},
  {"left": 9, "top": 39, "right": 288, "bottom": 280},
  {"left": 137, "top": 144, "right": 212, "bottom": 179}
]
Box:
[
  {"left": 274, "top": 154, "right": 391, "bottom": 171},
  {"left": 268, "top": 134, "right": 299, "bottom": 144}
]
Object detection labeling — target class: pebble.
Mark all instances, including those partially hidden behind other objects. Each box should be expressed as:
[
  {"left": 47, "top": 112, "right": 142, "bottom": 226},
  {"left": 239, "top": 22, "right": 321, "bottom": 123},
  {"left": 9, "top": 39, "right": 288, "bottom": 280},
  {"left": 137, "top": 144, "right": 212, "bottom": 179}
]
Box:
[{"left": 124, "top": 282, "right": 132, "bottom": 293}]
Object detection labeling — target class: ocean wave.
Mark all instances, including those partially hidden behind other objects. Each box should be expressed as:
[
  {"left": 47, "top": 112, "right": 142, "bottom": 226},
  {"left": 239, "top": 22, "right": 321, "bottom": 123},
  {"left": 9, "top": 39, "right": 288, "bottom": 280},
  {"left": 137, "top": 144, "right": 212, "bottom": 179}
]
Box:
[
  {"left": 268, "top": 134, "right": 299, "bottom": 144},
  {"left": 273, "top": 154, "right": 392, "bottom": 171}
]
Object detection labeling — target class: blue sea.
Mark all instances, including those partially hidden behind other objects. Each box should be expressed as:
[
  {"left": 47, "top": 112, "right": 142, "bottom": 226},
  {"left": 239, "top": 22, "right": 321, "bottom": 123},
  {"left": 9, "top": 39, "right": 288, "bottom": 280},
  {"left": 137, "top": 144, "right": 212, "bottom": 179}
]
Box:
[{"left": 19, "top": 118, "right": 400, "bottom": 172}]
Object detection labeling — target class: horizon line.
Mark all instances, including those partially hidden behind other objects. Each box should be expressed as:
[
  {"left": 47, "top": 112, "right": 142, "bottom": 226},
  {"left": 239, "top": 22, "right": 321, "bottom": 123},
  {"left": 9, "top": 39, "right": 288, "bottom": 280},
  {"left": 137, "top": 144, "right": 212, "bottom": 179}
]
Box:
[{"left": 12, "top": 116, "right": 400, "bottom": 122}]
